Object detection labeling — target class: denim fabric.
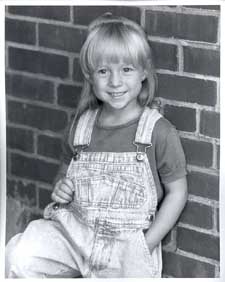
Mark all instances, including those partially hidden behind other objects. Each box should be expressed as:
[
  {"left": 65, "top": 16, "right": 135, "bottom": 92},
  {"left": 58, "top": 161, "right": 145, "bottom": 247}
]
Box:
[{"left": 6, "top": 107, "right": 163, "bottom": 278}]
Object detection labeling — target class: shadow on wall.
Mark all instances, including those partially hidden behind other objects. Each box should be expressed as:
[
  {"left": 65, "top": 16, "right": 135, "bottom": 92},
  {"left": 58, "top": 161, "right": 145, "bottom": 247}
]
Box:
[{"left": 6, "top": 197, "right": 42, "bottom": 244}]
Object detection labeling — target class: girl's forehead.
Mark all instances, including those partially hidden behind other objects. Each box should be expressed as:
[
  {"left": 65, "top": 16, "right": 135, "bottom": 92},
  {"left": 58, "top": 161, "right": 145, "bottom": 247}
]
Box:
[
  {"left": 87, "top": 32, "right": 147, "bottom": 71},
  {"left": 92, "top": 49, "right": 140, "bottom": 68},
  {"left": 96, "top": 57, "right": 134, "bottom": 66}
]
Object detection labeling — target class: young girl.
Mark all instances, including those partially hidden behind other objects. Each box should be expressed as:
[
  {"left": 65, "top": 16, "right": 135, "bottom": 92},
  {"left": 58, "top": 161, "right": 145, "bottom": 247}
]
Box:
[{"left": 5, "top": 13, "right": 188, "bottom": 278}]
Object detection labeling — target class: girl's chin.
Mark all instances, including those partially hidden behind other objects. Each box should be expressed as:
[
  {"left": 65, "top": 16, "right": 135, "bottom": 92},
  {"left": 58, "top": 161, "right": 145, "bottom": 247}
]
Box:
[
  {"left": 105, "top": 102, "right": 129, "bottom": 110},
  {"left": 105, "top": 103, "right": 140, "bottom": 112}
]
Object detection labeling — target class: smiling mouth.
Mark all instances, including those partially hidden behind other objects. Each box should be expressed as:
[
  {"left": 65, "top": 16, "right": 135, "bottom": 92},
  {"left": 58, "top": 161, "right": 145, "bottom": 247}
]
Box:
[{"left": 108, "top": 91, "right": 127, "bottom": 98}]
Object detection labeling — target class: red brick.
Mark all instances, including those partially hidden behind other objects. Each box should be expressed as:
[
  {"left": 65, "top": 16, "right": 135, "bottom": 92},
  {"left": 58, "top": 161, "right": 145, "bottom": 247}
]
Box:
[
  {"left": 8, "top": 101, "right": 68, "bottom": 132},
  {"left": 163, "top": 251, "right": 215, "bottom": 277},
  {"left": 149, "top": 41, "right": 177, "bottom": 71},
  {"left": 164, "top": 105, "right": 196, "bottom": 132},
  {"left": 200, "top": 110, "right": 220, "bottom": 138},
  {"left": 217, "top": 145, "right": 220, "bottom": 169},
  {"left": 7, "top": 151, "right": 10, "bottom": 174},
  {"left": 7, "top": 178, "right": 37, "bottom": 206},
  {"left": 6, "top": 73, "right": 54, "bottom": 103},
  {"left": 7, "top": 179, "right": 17, "bottom": 198},
  {"left": 5, "top": 18, "right": 36, "bottom": 45},
  {"left": 145, "top": 10, "right": 218, "bottom": 43},
  {"left": 217, "top": 207, "right": 219, "bottom": 233},
  {"left": 11, "top": 153, "right": 59, "bottom": 184},
  {"left": 39, "top": 24, "right": 86, "bottom": 53},
  {"left": 6, "top": 197, "right": 33, "bottom": 242},
  {"left": 179, "top": 200, "right": 213, "bottom": 229},
  {"left": 177, "top": 226, "right": 219, "bottom": 260},
  {"left": 8, "top": 47, "right": 69, "bottom": 79},
  {"left": 162, "top": 229, "right": 176, "bottom": 252},
  {"left": 29, "top": 213, "right": 42, "bottom": 222},
  {"left": 37, "top": 135, "right": 62, "bottom": 160},
  {"left": 184, "top": 47, "right": 220, "bottom": 77},
  {"left": 7, "top": 126, "right": 34, "bottom": 153},
  {"left": 38, "top": 187, "right": 52, "bottom": 209},
  {"left": 184, "top": 5, "right": 220, "bottom": 11},
  {"left": 73, "top": 6, "right": 141, "bottom": 26},
  {"left": 181, "top": 138, "right": 213, "bottom": 168},
  {"left": 187, "top": 171, "right": 219, "bottom": 201},
  {"left": 57, "top": 84, "right": 82, "bottom": 108},
  {"left": 157, "top": 74, "right": 217, "bottom": 106},
  {"left": 12, "top": 180, "right": 36, "bottom": 205},
  {"left": 73, "top": 58, "right": 84, "bottom": 82},
  {"left": 8, "top": 6, "right": 70, "bottom": 22},
  {"left": 163, "top": 230, "right": 173, "bottom": 246}
]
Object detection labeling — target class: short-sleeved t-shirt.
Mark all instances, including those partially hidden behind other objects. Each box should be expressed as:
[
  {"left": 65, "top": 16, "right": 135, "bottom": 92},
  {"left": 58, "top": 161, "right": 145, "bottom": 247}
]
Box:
[{"left": 62, "top": 112, "right": 187, "bottom": 203}]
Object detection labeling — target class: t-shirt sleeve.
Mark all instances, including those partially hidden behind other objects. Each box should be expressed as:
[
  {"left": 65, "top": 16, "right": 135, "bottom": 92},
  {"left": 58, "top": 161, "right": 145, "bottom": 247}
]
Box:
[{"left": 155, "top": 122, "right": 187, "bottom": 184}]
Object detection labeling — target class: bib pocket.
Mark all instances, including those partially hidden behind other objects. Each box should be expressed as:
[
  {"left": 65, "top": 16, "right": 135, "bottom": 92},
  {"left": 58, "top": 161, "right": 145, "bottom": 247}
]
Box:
[
  {"left": 67, "top": 161, "right": 144, "bottom": 186},
  {"left": 72, "top": 174, "right": 146, "bottom": 209}
]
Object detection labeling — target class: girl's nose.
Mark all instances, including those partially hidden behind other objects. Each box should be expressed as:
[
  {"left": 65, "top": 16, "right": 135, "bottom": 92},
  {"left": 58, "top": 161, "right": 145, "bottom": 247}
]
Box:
[{"left": 109, "top": 71, "right": 122, "bottom": 87}]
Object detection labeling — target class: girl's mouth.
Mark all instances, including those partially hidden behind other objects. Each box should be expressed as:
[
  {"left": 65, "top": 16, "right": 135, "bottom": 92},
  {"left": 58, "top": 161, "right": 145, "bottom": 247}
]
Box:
[{"left": 108, "top": 91, "right": 127, "bottom": 98}]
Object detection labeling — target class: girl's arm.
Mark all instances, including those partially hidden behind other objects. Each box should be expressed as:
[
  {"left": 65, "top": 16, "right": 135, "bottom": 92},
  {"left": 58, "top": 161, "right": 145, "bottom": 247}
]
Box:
[
  {"left": 53, "top": 162, "right": 69, "bottom": 185},
  {"left": 51, "top": 119, "right": 75, "bottom": 203},
  {"left": 145, "top": 176, "right": 188, "bottom": 253}
]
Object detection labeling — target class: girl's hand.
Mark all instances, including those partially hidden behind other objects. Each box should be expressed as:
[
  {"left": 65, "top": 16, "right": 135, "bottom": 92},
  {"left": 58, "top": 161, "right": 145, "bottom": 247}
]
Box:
[{"left": 51, "top": 177, "right": 74, "bottom": 204}]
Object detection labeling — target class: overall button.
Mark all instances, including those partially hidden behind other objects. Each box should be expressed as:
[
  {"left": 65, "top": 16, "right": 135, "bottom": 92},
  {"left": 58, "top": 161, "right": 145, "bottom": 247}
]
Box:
[
  {"left": 147, "top": 214, "right": 154, "bottom": 221},
  {"left": 53, "top": 203, "right": 60, "bottom": 210},
  {"left": 73, "top": 151, "right": 80, "bottom": 161},
  {"left": 136, "top": 152, "right": 144, "bottom": 161}
]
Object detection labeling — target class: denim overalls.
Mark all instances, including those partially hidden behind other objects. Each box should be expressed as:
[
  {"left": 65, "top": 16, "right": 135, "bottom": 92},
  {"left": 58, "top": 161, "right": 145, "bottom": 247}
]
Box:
[{"left": 6, "top": 107, "right": 163, "bottom": 278}]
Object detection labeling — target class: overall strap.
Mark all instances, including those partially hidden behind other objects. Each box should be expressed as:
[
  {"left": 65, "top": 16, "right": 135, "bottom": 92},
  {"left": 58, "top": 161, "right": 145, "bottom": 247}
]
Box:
[
  {"left": 135, "top": 107, "right": 162, "bottom": 145},
  {"left": 73, "top": 108, "right": 99, "bottom": 146}
]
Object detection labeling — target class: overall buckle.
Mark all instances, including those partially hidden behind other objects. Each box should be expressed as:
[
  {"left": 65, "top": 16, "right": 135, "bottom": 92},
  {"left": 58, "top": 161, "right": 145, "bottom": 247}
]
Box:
[{"left": 133, "top": 141, "right": 152, "bottom": 162}]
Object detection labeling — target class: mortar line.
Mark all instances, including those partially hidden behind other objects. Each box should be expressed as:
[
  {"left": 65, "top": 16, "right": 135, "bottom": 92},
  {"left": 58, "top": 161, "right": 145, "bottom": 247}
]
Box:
[
  {"left": 5, "top": 12, "right": 88, "bottom": 29},
  {"left": 178, "top": 222, "right": 219, "bottom": 236},
  {"left": 6, "top": 69, "right": 83, "bottom": 86},
  {"left": 148, "top": 35, "right": 220, "bottom": 49},
  {"left": 176, "top": 249, "right": 220, "bottom": 265},
  {"left": 186, "top": 164, "right": 219, "bottom": 176},
  {"left": 144, "top": 5, "right": 220, "bottom": 16}
]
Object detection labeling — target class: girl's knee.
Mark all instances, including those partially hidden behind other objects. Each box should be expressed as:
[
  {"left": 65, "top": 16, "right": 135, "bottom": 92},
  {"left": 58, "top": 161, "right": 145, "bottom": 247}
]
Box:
[
  {"left": 5, "top": 234, "right": 23, "bottom": 277},
  {"left": 5, "top": 233, "right": 36, "bottom": 278},
  {"left": 5, "top": 220, "right": 58, "bottom": 278}
]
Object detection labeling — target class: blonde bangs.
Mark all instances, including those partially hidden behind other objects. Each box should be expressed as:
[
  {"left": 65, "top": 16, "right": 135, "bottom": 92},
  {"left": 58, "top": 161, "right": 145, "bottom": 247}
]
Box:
[{"left": 85, "top": 25, "right": 148, "bottom": 72}]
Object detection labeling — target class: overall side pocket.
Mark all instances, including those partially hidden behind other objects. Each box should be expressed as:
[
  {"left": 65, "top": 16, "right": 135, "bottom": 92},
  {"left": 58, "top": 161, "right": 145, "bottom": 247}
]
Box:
[{"left": 138, "top": 230, "right": 160, "bottom": 276}]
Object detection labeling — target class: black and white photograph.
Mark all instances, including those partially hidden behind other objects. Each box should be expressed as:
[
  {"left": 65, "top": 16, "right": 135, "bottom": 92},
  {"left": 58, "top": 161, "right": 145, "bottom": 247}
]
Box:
[{"left": 0, "top": 0, "right": 224, "bottom": 280}]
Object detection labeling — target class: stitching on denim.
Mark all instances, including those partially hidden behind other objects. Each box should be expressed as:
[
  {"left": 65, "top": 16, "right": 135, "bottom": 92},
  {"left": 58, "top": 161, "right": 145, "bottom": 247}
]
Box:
[{"left": 72, "top": 175, "right": 146, "bottom": 209}]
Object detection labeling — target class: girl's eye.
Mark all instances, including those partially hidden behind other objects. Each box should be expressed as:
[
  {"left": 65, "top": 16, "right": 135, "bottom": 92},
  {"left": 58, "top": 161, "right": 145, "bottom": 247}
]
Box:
[
  {"left": 97, "top": 68, "right": 108, "bottom": 75},
  {"left": 123, "top": 67, "right": 134, "bottom": 73}
]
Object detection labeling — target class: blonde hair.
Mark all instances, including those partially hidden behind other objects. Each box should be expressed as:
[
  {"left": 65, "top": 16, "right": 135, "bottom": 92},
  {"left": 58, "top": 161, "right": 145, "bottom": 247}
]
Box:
[{"left": 75, "top": 13, "right": 157, "bottom": 120}]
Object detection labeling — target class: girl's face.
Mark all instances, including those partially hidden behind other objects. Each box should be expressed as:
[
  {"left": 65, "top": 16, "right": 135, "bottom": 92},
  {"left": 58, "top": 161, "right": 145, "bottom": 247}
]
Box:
[{"left": 91, "top": 60, "right": 146, "bottom": 112}]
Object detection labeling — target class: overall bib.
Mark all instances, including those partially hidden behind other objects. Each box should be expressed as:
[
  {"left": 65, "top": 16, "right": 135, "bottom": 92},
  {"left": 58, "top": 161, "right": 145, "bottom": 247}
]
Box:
[{"left": 6, "top": 107, "right": 162, "bottom": 278}]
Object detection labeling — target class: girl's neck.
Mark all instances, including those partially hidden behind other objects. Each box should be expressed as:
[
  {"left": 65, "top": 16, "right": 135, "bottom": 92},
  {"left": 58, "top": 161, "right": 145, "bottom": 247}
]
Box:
[{"left": 98, "top": 104, "right": 144, "bottom": 127}]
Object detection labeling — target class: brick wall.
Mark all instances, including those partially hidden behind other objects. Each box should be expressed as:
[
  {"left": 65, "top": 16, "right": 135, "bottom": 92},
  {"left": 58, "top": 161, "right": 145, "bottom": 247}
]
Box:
[{"left": 5, "top": 5, "right": 220, "bottom": 278}]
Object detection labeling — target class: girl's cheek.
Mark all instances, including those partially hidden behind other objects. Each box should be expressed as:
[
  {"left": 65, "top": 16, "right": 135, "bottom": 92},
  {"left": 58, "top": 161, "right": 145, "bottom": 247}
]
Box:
[{"left": 97, "top": 78, "right": 109, "bottom": 86}]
